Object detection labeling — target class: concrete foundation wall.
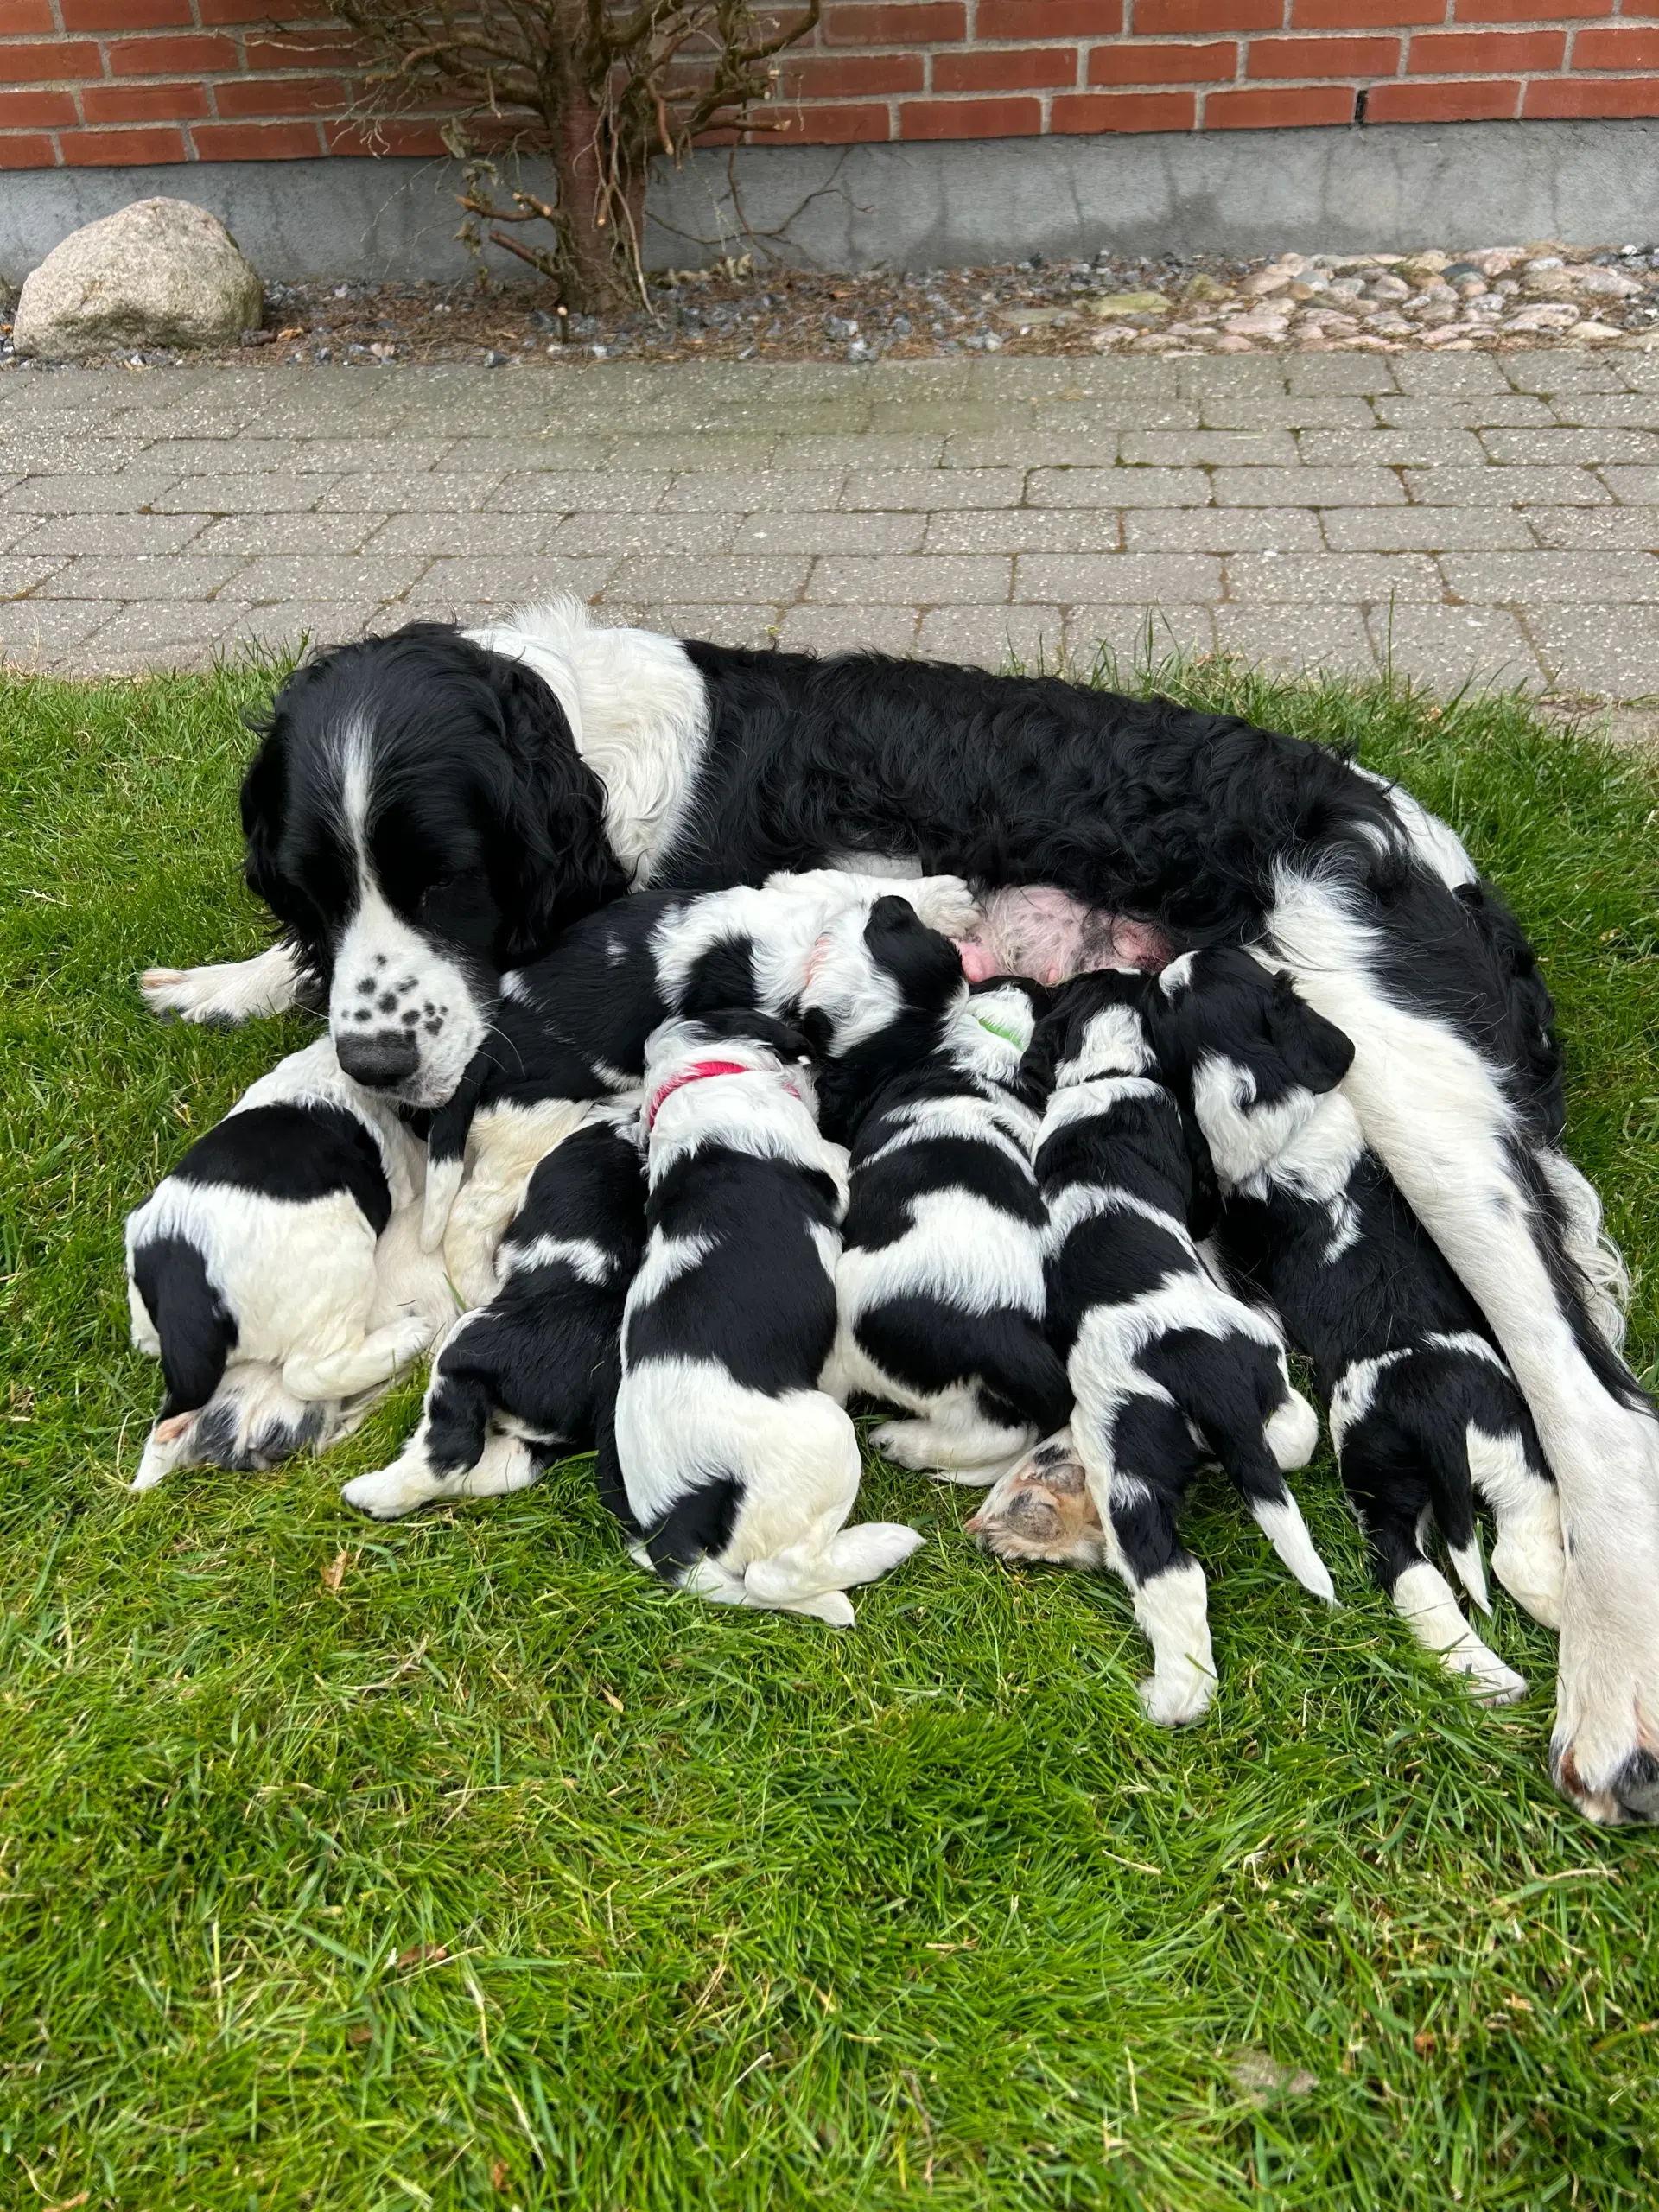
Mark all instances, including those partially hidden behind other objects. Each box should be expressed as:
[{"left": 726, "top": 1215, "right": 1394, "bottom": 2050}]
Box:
[{"left": 3, "top": 122, "right": 1656, "bottom": 289}]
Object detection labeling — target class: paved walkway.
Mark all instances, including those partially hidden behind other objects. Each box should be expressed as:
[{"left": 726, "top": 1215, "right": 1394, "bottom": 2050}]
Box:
[{"left": 1, "top": 350, "right": 1656, "bottom": 709}]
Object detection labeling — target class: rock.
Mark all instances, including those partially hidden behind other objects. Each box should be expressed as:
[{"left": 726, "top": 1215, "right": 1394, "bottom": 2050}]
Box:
[
  {"left": 1570, "top": 265, "right": 1643, "bottom": 297},
  {"left": 1183, "top": 273, "right": 1232, "bottom": 302},
  {"left": 13, "top": 198, "right": 261, "bottom": 359},
  {"left": 1522, "top": 267, "right": 1579, "bottom": 299},
  {"left": 996, "top": 304, "right": 1077, "bottom": 328},
  {"left": 1090, "top": 290, "right": 1171, "bottom": 316},
  {"left": 1567, "top": 321, "right": 1623, "bottom": 344}
]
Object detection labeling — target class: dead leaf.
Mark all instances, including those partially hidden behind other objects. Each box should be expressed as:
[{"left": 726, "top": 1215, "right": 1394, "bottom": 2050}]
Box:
[
  {"left": 278, "top": 325, "right": 304, "bottom": 339},
  {"left": 47, "top": 2196, "right": 90, "bottom": 2212},
  {"left": 1229, "top": 2050, "right": 1318, "bottom": 2105},
  {"left": 1414, "top": 2030, "right": 1437, "bottom": 2055},
  {"left": 397, "top": 1942, "right": 449, "bottom": 1967},
  {"left": 346, "top": 2022, "right": 372, "bottom": 2046},
  {"left": 598, "top": 1687, "right": 625, "bottom": 1714},
  {"left": 321, "top": 1548, "right": 354, "bottom": 1593},
  {"left": 490, "top": 2160, "right": 512, "bottom": 2191}
]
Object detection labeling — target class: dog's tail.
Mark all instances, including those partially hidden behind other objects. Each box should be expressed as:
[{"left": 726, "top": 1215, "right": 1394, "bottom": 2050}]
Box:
[{"left": 1182, "top": 1356, "right": 1335, "bottom": 1602}]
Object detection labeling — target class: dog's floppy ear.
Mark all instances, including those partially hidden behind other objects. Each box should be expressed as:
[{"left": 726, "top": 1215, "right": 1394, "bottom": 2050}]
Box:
[
  {"left": 1180, "top": 1108, "right": 1223, "bottom": 1243},
  {"left": 864, "top": 895, "right": 966, "bottom": 1014},
  {"left": 489, "top": 660, "right": 631, "bottom": 964},
  {"left": 238, "top": 721, "right": 289, "bottom": 916},
  {"left": 1264, "top": 969, "right": 1355, "bottom": 1095}
]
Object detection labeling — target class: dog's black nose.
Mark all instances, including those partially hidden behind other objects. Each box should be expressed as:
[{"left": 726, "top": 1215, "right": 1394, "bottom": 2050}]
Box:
[{"left": 337, "top": 1028, "right": 420, "bottom": 1089}]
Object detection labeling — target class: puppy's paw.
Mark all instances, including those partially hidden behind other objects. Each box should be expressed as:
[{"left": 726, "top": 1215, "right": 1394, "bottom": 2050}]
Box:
[
  {"left": 967, "top": 1433, "right": 1105, "bottom": 1567},
  {"left": 903, "top": 874, "right": 982, "bottom": 941},
  {"left": 341, "top": 1463, "right": 432, "bottom": 1520},
  {"left": 1138, "top": 1662, "right": 1215, "bottom": 1728}
]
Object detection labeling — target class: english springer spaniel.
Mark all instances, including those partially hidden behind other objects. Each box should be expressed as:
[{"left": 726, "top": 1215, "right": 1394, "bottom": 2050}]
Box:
[
  {"left": 342, "top": 1102, "right": 645, "bottom": 1522},
  {"left": 972, "top": 970, "right": 1332, "bottom": 1726},
  {"left": 800, "top": 896, "right": 1069, "bottom": 1480},
  {"left": 125, "top": 1036, "right": 452, "bottom": 1489},
  {"left": 140, "top": 600, "right": 1657, "bottom": 1821},
  {"left": 604, "top": 1009, "right": 923, "bottom": 1625}
]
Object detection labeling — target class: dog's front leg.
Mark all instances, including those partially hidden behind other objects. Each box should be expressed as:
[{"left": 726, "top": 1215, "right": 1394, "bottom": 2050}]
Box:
[{"left": 141, "top": 940, "right": 310, "bottom": 1027}]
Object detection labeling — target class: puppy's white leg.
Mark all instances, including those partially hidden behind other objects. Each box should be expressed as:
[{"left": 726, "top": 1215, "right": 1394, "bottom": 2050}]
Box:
[
  {"left": 140, "top": 941, "right": 305, "bottom": 1026},
  {"left": 443, "top": 1099, "right": 596, "bottom": 1309},
  {"left": 1393, "top": 1561, "right": 1529, "bottom": 1704},
  {"left": 131, "top": 1410, "right": 199, "bottom": 1491},
  {"left": 1467, "top": 1425, "right": 1564, "bottom": 1630},
  {"left": 1129, "top": 1558, "right": 1217, "bottom": 1727},
  {"left": 283, "top": 1314, "right": 435, "bottom": 1402},
  {"left": 421, "top": 1155, "right": 467, "bottom": 1254},
  {"left": 1265, "top": 1385, "right": 1319, "bottom": 1471},
  {"left": 344, "top": 1430, "right": 539, "bottom": 1519},
  {"left": 870, "top": 1408, "right": 1037, "bottom": 1484}
]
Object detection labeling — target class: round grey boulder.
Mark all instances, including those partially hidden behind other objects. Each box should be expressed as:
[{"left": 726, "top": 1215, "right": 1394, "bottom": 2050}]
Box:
[{"left": 13, "top": 197, "right": 262, "bottom": 360}]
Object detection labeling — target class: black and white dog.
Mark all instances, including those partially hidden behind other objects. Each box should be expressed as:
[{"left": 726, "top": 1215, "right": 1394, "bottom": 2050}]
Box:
[
  {"left": 341, "top": 1102, "right": 646, "bottom": 1522},
  {"left": 141, "top": 601, "right": 1658, "bottom": 1821},
  {"left": 125, "top": 1036, "right": 453, "bottom": 1488},
  {"left": 973, "top": 970, "right": 1332, "bottom": 1726},
  {"left": 603, "top": 1009, "right": 922, "bottom": 1625},
  {"left": 1159, "top": 950, "right": 1560, "bottom": 1702},
  {"left": 800, "top": 896, "right": 1070, "bottom": 1480}
]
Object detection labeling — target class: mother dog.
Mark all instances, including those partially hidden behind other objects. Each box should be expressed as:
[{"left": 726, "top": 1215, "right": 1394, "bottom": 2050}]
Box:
[{"left": 143, "top": 601, "right": 1658, "bottom": 1827}]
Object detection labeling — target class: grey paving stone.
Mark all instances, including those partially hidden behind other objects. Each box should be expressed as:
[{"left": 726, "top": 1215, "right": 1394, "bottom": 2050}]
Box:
[
  {"left": 1525, "top": 606, "right": 1659, "bottom": 700},
  {"left": 607, "top": 555, "right": 812, "bottom": 603},
  {"left": 731, "top": 512, "right": 925, "bottom": 555},
  {"left": 1394, "top": 353, "right": 1511, "bottom": 395},
  {"left": 14, "top": 512, "right": 211, "bottom": 556},
  {"left": 772, "top": 604, "right": 918, "bottom": 656},
  {"left": 152, "top": 477, "right": 336, "bottom": 515},
  {"left": 1523, "top": 507, "right": 1659, "bottom": 549},
  {"left": 1117, "top": 430, "right": 1299, "bottom": 467},
  {"left": 405, "top": 558, "right": 617, "bottom": 607},
  {"left": 433, "top": 440, "right": 613, "bottom": 475},
  {"left": 0, "top": 514, "right": 36, "bottom": 556},
  {"left": 915, "top": 604, "right": 1062, "bottom": 669},
  {"left": 661, "top": 471, "right": 845, "bottom": 513},
  {"left": 1480, "top": 428, "right": 1659, "bottom": 466},
  {"left": 1601, "top": 469, "right": 1659, "bottom": 504},
  {"left": 551, "top": 511, "right": 748, "bottom": 556},
  {"left": 1372, "top": 394, "right": 1556, "bottom": 429},
  {"left": 0, "top": 598, "right": 118, "bottom": 669},
  {"left": 1064, "top": 602, "right": 1217, "bottom": 669},
  {"left": 320, "top": 473, "right": 508, "bottom": 513},
  {"left": 1027, "top": 467, "right": 1208, "bottom": 509},
  {"left": 601, "top": 435, "right": 784, "bottom": 474},
  {"left": 1320, "top": 506, "right": 1538, "bottom": 550},
  {"left": 1211, "top": 467, "right": 1406, "bottom": 507},
  {"left": 1196, "top": 397, "right": 1378, "bottom": 430},
  {"left": 364, "top": 512, "right": 570, "bottom": 558},
  {"left": 1014, "top": 552, "right": 1221, "bottom": 604},
  {"left": 1224, "top": 551, "right": 1442, "bottom": 602},
  {"left": 70, "top": 600, "right": 252, "bottom": 671},
  {"left": 1402, "top": 467, "right": 1611, "bottom": 505},
  {"left": 842, "top": 467, "right": 1025, "bottom": 511},
  {"left": 1366, "top": 603, "right": 1543, "bottom": 692},
  {"left": 291, "top": 439, "right": 458, "bottom": 474},
  {"left": 1440, "top": 552, "right": 1659, "bottom": 603},
  {"left": 1549, "top": 395, "right": 1659, "bottom": 428},
  {"left": 1503, "top": 359, "right": 1627, "bottom": 394},
  {"left": 1295, "top": 429, "right": 1484, "bottom": 467},
  {"left": 807, "top": 555, "right": 1012, "bottom": 605},
  {"left": 771, "top": 435, "right": 945, "bottom": 471},
  {"left": 30, "top": 556, "right": 244, "bottom": 601},
  {"left": 486, "top": 473, "right": 671, "bottom": 514},
  {"left": 1123, "top": 507, "right": 1323, "bottom": 551},
  {"left": 192, "top": 512, "right": 386, "bottom": 556},
  {"left": 234, "top": 556, "right": 431, "bottom": 603},
  {"left": 1212, "top": 603, "right": 1377, "bottom": 674},
  {"left": 0, "top": 471, "right": 186, "bottom": 513},
  {"left": 231, "top": 601, "right": 401, "bottom": 652},
  {"left": 1029, "top": 400, "right": 1200, "bottom": 432},
  {"left": 1282, "top": 356, "right": 1402, "bottom": 394},
  {"left": 136, "top": 438, "right": 310, "bottom": 473},
  {"left": 923, "top": 509, "right": 1123, "bottom": 553}
]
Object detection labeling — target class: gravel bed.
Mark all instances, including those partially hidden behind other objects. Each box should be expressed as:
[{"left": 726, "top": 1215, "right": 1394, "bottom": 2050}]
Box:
[{"left": 3, "top": 241, "right": 1658, "bottom": 372}]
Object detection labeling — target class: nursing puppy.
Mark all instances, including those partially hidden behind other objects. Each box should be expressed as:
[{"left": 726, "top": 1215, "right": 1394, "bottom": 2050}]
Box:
[
  {"left": 422, "top": 868, "right": 980, "bottom": 1293},
  {"left": 1152, "top": 950, "right": 1559, "bottom": 1701},
  {"left": 606, "top": 1009, "right": 922, "bottom": 1624},
  {"left": 125, "top": 1037, "right": 451, "bottom": 1490},
  {"left": 802, "top": 897, "right": 1070, "bottom": 1480},
  {"left": 973, "top": 970, "right": 1332, "bottom": 1726},
  {"left": 343, "top": 1102, "right": 646, "bottom": 1521}
]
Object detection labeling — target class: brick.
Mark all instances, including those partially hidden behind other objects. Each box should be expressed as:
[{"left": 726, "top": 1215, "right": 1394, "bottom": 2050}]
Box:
[
  {"left": 777, "top": 54, "right": 925, "bottom": 95},
  {"left": 1014, "top": 551, "right": 1221, "bottom": 601},
  {"left": 1408, "top": 28, "right": 1565, "bottom": 68},
  {"left": 1212, "top": 465, "right": 1407, "bottom": 503},
  {"left": 980, "top": 0, "right": 1123, "bottom": 33},
  {"left": 1481, "top": 427, "right": 1657, "bottom": 463},
  {"left": 0, "top": 39, "right": 102, "bottom": 79},
  {"left": 1525, "top": 509, "right": 1659, "bottom": 549},
  {"left": 1522, "top": 607, "right": 1659, "bottom": 702},
  {"left": 729, "top": 511, "right": 925, "bottom": 554},
  {"left": 823, "top": 2, "right": 965, "bottom": 41},
  {"left": 934, "top": 47, "right": 1080, "bottom": 90},
  {"left": 1524, "top": 78, "right": 1659, "bottom": 116},
  {"left": 1299, "top": 428, "right": 1485, "bottom": 464},
  {"left": 773, "top": 604, "right": 920, "bottom": 656},
  {"left": 0, "top": 135, "right": 62, "bottom": 168},
  {"left": 196, "top": 0, "right": 321, "bottom": 17},
  {"left": 1576, "top": 25, "right": 1659, "bottom": 65},
  {"left": 191, "top": 122, "right": 327, "bottom": 157},
  {"left": 807, "top": 553, "right": 1014, "bottom": 601},
  {"left": 1294, "top": 0, "right": 1440, "bottom": 19},
  {"left": 85, "top": 81, "right": 215, "bottom": 123},
  {"left": 900, "top": 95, "right": 1044, "bottom": 136},
  {"left": 1322, "top": 508, "right": 1539, "bottom": 553},
  {"left": 1090, "top": 39, "right": 1236, "bottom": 80},
  {"left": 1365, "top": 604, "right": 1542, "bottom": 691},
  {"left": 1455, "top": 0, "right": 1608, "bottom": 16},
  {"left": 33, "top": 556, "right": 247, "bottom": 601},
  {"left": 923, "top": 508, "right": 1126, "bottom": 550},
  {"left": 1214, "top": 602, "right": 1377, "bottom": 672},
  {"left": 323, "top": 118, "right": 454, "bottom": 156},
  {"left": 1224, "top": 550, "right": 1442, "bottom": 600},
  {"left": 1123, "top": 506, "right": 1324, "bottom": 548},
  {"left": 1133, "top": 0, "right": 1279, "bottom": 29},
  {"left": 1029, "top": 464, "right": 1209, "bottom": 505},
  {"left": 915, "top": 603, "right": 1062, "bottom": 667},
  {"left": 1366, "top": 79, "right": 1520, "bottom": 120},
  {"left": 1247, "top": 33, "right": 1399, "bottom": 72},
  {"left": 59, "top": 0, "right": 192, "bottom": 21},
  {"left": 0, "top": 91, "right": 78, "bottom": 129},
  {"left": 843, "top": 467, "right": 1025, "bottom": 507},
  {"left": 1119, "top": 429, "right": 1299, "bottom": 462},
  {"left": 662, "top": 469, "right": 847, "bottom": 511},
  {"left": 61, "top": 126, "right": 189, "bottom": 163},
  {"left": 0, "top": 0, "right": 55, "bottom": 27},
  {"left": 213, "top": 76, "right": 352, "bottom": 118},
  {"left": 610, "top": 554, "right": 811, "bottom": 601},
  {"left": 1402, "top": 465, "right": 1610, "bottom": 504},
  {"left": 1206, "top": 84, "right": 1356, "bottom": 123},
  {"left": 15, "top": 512, "right": 209, "bottom": 556},
  {"left": 109, "top": 31, "right": 238, "bottom": 70},
  {"left": 1052, "top": 89, "right": 1197, "bottom": 127},
  {"left": 1441, "top": 551, "right": 1659, "bottom": 602}
]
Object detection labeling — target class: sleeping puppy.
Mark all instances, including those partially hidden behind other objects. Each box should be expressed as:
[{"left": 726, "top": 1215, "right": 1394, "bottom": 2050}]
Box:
[
  {"left": 971, "top": 969, "right": 1331, "bottom": 1726},
  {"left": 125, "top": 1036, "right": 453, "bottom": 1490},
  {"left": 604, "top": 1009, "right": 923, "bottom": 1625},
  {"left": 801, "top": 896, "right": 1071, "bottom": 1481},
  {"left": 422, "top": 867, "right": 981, "bottom": 1293},
  {"left": 342, "top": 1101, "right": 646, "bottom": 1521},
  {"left": 1157, "top": 951, "right": 1559, "bottom": 1701}
]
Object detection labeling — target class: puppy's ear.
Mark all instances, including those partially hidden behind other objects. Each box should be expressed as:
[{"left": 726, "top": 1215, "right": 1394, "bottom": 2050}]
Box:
[
  {"left": 1264, "top": 972, "right": 1355, "bottom": 1096},
  {"left": 238, "top": 724, "right": 288, "bottom": 915},
  {"left": 491, "top": 662, "right": 630, "bottom": 963},
  {"left": 1020, "top": 1006, "right": 1064, "bottom": 1103},
  {"left": 1180, "top": 1109, "right": 1223, "bottom": 1243},
  {"left": 864, "top": 896, "right": 964, "bottom": 1013}
]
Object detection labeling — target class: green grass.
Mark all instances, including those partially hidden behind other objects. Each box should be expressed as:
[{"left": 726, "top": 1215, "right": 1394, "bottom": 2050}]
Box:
[{"left": 3, "top": 651, "right": 1658, "bottom": 2212}]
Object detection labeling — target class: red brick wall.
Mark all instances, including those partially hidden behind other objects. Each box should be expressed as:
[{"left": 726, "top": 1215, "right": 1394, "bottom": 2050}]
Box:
[{"left": 3, "top": 0, "right": 1656, "bottom": 169}]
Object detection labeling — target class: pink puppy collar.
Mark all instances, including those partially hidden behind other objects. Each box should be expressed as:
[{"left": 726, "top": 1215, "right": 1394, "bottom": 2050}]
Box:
[{"left": 645, "top": 1058, "right": 801, "bottom": 1132}]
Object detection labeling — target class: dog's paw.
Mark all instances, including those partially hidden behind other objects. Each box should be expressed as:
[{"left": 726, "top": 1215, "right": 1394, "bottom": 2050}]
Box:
[
  {"left": 1551, "top": 1628, "right": 1659, "bottom": 1823},
  {"left": 341, "top": 1464, "right": 429, "bottom": 1520},
  {"left": 139, "top": 944, "right": 302, "bottom": 1027},
  {"left": 967, "top": 1434, "right": 1105, "bottom": 1567},
  {"left": 903, "top": 874, "right": 982, "bottom": 941},
  {"left": 1138, "top": 1662, "right": 1215, "bottom": 1728}
]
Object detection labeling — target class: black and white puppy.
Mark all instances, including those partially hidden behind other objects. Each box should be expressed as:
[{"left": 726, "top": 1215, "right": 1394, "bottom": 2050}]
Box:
[
  {"left": 972, "top": 970, "right": 1332, "bottom": 1726},
  {"left": 125, "top": 1036, "right": 453, "bottom": 1489},
  {"left": 422, "top": 868, "right": 980, "bottom": 1297},
  {"left": 342, "top": 1102, "right": 646, "bottom": 1521},
  {"left": 800, "top": 896, "right": 1071, "bottom": 1480},
  {"left": 1155, "top": 951, "right": 1560, "bottom": 1701},
  {"left": 604, "top": 1010, "right": 922, "bottom": 1625}
]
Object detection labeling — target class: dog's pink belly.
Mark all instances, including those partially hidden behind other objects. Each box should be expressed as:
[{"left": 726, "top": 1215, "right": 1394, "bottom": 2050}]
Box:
[{"left": 955, "top": 887, "right": 1174, "bottom": 988}]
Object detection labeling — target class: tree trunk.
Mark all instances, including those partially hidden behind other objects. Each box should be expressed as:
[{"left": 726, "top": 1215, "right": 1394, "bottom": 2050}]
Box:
[{"left": 553, "top": 76, "right": 639, "bottom": 316}]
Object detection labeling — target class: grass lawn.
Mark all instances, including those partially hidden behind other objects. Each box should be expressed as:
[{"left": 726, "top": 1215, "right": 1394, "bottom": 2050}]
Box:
[{"left": 3, "top": 650, "right": 1657, "bottom": 2212}]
